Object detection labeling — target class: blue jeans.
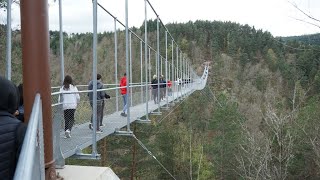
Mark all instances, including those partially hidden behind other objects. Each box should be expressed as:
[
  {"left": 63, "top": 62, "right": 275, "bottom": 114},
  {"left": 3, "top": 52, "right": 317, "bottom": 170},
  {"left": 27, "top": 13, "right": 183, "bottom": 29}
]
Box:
[{"left": 122, "top": 94, "right": 127, "bottom": 113}]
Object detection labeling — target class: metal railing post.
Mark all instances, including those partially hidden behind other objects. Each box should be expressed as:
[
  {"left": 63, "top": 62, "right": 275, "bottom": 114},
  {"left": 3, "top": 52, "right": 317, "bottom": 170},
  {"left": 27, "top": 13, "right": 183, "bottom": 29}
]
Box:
[
  {"left": 180, "top": 51, "right": 183, "bottom": 98},
  {"left": 148, "top": 48, "right": 152, "bottom": 101},
  {"left": 91, "top": 0, "right": 98, "bottom": 157},
  {"left": 144, "top": 0, "right": 150, "bottom": 121},
  {"left": 6, "top": 0, "right": 12, "bottom": 80},
  {"left": 114, "top": 18, "right": 119, "bottom": 112},
  {"left": 157, "top": 16, "right": 161, "bottom": 113},
  {"left": 129, "top": 32, "right": 133, "bottom": 107},
  {"left": 59, "top": 0, "right": 65, "bottom": 84},
  {"left": 165, "top": 31, "right": 169, "bottom": 108},
  {"left": 171, "top": 39, "right": 175, "bottom": 104},
  {"left": 125, "top": 0, "right": 131, "bottom": 132},
  {"left": 140, "top": 40, "right": 143, "bottom": 104},
  {"left": 176, "top": 46, "right": 179, "bottom": 102}
]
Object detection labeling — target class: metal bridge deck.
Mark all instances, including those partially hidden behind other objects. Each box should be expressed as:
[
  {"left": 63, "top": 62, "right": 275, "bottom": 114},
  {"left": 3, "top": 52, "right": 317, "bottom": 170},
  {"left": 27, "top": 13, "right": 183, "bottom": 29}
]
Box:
[{"left": 59, "top": 88, "right": 194, "bottom": 159}]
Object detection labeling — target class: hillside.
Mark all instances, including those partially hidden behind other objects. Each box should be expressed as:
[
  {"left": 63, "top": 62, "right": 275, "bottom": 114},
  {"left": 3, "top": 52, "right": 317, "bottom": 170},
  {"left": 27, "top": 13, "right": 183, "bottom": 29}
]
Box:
[
  {"left": 1, "top": 20, "right": 320, "bottom": 179},
  {"left": 281, "top": 33, "right": 320, "bottom": 46}
]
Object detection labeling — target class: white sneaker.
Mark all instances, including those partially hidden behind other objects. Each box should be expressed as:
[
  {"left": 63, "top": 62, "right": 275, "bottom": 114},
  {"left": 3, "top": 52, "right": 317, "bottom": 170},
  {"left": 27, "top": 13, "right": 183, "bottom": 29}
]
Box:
[
  {"left": 96, "top": 129, "right": 103, "bottom": 134},
  {"left": 65, "top": 129, "right": 71, "bottom": 138},
  {"left": 100, "top": 124, "right": 105, "bottom": 127}
]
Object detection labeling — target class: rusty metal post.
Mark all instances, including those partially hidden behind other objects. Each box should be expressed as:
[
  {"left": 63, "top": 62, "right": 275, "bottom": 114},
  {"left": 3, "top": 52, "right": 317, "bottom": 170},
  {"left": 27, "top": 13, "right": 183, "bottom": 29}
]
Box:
[{"left": 20, "top": 0, "right": 56, "bottom": 179}]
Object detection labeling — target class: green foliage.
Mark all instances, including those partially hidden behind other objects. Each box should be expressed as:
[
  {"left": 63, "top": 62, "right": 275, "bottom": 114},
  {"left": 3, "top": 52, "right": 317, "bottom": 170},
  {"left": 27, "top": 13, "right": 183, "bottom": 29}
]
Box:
[
  {"left": 208, "top": 92, "right": 245, "bottom": 179},
  {"left": 282, "top": 33, "right": 320, "bottom": 46},
  {"left": 3, "top": 18, "right": 320, "bottom": 179},
  {"left": 314, "top": 70, "right": 320, "bottom": 91},
  {"left": 254, "top": 74, "right": 267, "bottom": 92},
  {"left": 289, "top": 96, "right": 320, "bottom": 178},
  {"left": 266, "top": 48, "right": 278, "bottom": 71}
]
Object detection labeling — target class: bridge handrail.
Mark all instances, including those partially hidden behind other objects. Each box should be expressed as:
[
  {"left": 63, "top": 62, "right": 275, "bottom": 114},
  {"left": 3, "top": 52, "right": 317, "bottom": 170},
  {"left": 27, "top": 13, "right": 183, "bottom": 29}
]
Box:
[
  {"left": 51, "top": 82, "right": 145, "bottom": 90},
  {"left": 51, "top": 82, "right": 180, "bottom": 96},
  {"left": 14, "top": 94, "right": 45, "bottom": 180}
]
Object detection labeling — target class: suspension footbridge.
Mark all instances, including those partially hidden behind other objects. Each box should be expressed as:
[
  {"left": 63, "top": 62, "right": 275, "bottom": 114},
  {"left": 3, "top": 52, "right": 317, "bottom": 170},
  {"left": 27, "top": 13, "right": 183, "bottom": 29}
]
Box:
[{"left": 3, "top": 0, "right": 210, "bottom": 179}]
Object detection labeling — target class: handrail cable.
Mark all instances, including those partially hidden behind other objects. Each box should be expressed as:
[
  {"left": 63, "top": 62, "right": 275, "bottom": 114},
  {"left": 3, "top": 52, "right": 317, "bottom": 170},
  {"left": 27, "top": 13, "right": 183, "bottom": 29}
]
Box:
[
  {"left": 145, "top": 0, "right": 179, "bottom": 47},
  {"left": 97, "top": 2, "right": 187, "bottom": 61},
  {"left": 97, "top": 2, "right": 159, "bottom": 55}
]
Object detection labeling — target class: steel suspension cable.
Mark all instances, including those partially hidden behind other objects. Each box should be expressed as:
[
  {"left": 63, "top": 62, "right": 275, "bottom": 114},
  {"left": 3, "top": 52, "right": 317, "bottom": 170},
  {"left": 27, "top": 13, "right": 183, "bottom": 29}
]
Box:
[
  {"left": 157, "top": 94, "right": 189, "bottom": 123},
  {"left": 132, "top": 134, "right": 177, "bottom": 180}
]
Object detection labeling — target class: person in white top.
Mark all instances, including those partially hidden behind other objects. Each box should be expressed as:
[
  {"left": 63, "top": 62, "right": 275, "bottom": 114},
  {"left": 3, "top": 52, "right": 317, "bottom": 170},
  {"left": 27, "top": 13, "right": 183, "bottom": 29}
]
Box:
[{"left": 59, "top": 75, "right": 80, "bottom": 138}]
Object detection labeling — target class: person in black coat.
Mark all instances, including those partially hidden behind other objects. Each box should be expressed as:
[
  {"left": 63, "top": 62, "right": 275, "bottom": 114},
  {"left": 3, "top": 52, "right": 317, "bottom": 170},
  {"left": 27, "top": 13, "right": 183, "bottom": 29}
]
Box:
[
  {"left": 16, "top": 83, "right": 24, "bottom": 122},
  {"left": 151, "top": 75, "right": 159, "bottom": 104},
  {"left": 0, "top": 76, "right": 26, "bottom": 179}
]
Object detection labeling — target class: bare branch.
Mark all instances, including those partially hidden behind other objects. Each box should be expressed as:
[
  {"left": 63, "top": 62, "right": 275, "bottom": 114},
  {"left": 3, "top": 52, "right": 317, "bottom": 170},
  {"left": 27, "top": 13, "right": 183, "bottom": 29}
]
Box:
[
  {"left": 290, "top": 16, "right": 320, "bottom": 29},
  {"left": 288, "top": 1, "right": 320, "bottom": 23}
]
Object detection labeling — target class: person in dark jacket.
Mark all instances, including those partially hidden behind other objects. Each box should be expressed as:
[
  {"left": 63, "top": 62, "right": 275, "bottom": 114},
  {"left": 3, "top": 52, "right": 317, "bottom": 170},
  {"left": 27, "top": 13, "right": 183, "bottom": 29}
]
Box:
[
  {"left": 88, "top": 74, "right": 110, "bottom": 132},
  {"left": 0, "top": 76, "right": 26, "bottom": 179},
  {"left": 159, "top": 75, "right": 166, "bottom": 101},
  {"left": 16, "top": 83, "right": 24, "bottom": 122},
  {"left": 151, "top": 75, "right": 158, "bottom": 104}
]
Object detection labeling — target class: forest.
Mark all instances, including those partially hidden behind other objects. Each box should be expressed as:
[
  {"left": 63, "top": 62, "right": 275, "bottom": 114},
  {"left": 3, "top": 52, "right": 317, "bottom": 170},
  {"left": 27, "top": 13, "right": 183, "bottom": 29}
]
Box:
[{"left": 1, "top": 18, "right": 320, "bottom": 179}]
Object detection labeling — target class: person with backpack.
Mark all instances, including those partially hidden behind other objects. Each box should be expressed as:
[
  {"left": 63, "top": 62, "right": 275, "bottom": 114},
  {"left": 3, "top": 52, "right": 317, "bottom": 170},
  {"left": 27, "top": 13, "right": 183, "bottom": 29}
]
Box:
[
  {"left": 0, "top": 76, "right": 26, "bottom": 179},
  {"left": 59, "top": 75, "right": 80, "bottom": 138},
  {"left": 88, "top": 74, "right": 110, "bottom": 133},
  {"left": 119, "top": 73, "right": 127, "bottom": 117}
]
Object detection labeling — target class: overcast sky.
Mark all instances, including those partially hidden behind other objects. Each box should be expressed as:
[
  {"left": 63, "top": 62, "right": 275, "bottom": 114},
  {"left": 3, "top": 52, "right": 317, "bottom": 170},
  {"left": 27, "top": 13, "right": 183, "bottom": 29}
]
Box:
[{"left": 2, "top": 0, "right": 320, "bottom": 37}]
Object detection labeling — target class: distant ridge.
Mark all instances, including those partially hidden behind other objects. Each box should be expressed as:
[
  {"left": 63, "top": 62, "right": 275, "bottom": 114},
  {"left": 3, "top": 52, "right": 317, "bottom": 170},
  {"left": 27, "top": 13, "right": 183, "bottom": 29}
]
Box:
[{"left": 280, "top": 33, "right": 320, "bottom": 46}]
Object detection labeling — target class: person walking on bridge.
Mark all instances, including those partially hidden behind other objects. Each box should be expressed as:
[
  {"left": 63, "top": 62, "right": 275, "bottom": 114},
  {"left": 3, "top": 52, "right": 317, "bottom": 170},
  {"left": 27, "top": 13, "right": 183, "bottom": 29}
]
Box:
[
  {"left": 88, "top": 74, "right": 110, "bottom": 133},
  {"left": 167, "top": 80, "right": 172, "bottom": 96},
  {"left": 59, "top": 75, "right": 80, "bottom": 138},
  {"left": 120, "top": 73, "right": 127, "bottom": 117},
  {"left": 151, "top": 75, "right": 159, "bottom": 104}
]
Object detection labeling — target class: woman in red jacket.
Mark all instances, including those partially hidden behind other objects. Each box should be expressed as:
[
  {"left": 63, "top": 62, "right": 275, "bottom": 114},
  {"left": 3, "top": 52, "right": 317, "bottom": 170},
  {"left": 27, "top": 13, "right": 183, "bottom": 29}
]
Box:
[{"left": 120, "top": 73, "right": 127, "bottom": 117}]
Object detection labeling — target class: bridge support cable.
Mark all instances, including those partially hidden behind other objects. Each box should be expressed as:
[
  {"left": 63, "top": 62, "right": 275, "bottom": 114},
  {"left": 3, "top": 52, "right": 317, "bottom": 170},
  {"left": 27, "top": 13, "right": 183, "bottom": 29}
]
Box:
[
  {"left": 180, "top": 51, "right": 183, "bottom": 98},
  {"left": 58, "top": 0, "right": 65, "bottom": 84},
  {"left": 149, "top": 48, "right": 152, "bottom": 100},
  {"left": 6, "top": 0, "right": 12, "bottom": 80},
  {"left": 114, "top": 18, "right": 119, "bottom": 112},
  {"left": 54, "top": 0, "right": 66, "bottom": 167},
  {"left": 171, "top": 40, "right": 175, "bottom": 106},
  {"left": 125, "top": 0, "right": 132, "bottom": 132},
  {"left": 156, "top": 16, "right": 161, "bottom": 113},
  {"left": 91, "top": 0, "right": 99, "bottom": 157},
  {"left": 129, "top": 32, "right": 133, "bottom": 107},
  {"left": 144, "top": 0, "right": 150, "bottom": 122},
  {"left": 132, "top": 134, "right": 177, "bottom": 180},
  {"left": 175, "top": 47, "right": 179, "bottom": 102},
  {"left": 140, "top": 40, "right": 144, "bottom": 104},
  {"left": 165, "top": 31, "right": 169, "bottom": 110},
  {"left": 157, "top": 93, "right": 189, "bottom": 123}
]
